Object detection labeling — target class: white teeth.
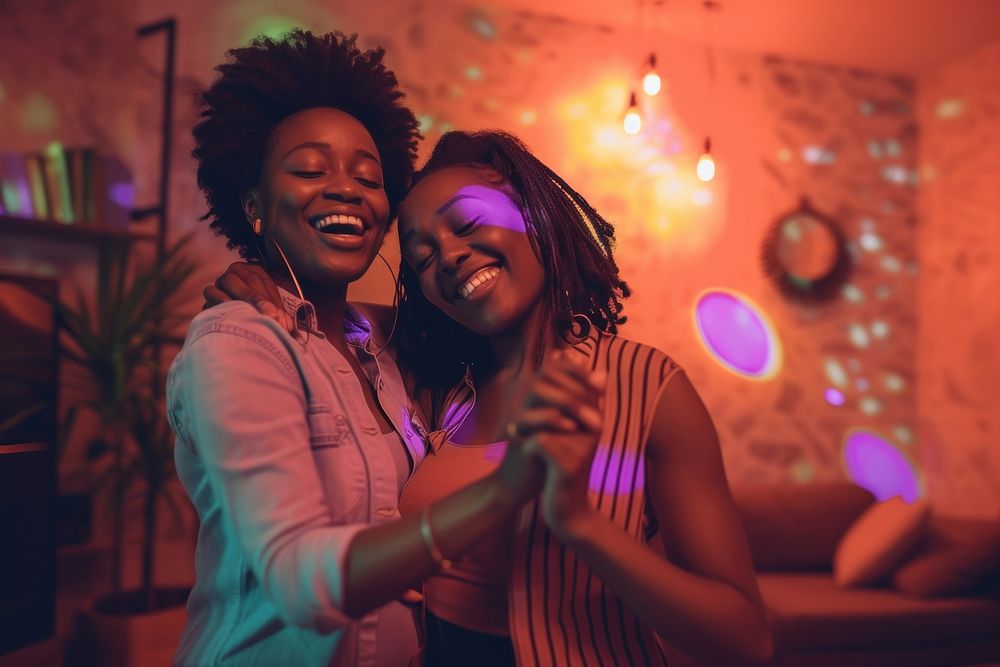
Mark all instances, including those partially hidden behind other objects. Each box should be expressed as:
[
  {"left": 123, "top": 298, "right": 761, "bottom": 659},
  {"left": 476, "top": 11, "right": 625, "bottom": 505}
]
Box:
[
  {"left": 313, "top": 214, "right": 364, "bottom": 233},
  {"left": 457, "top": 266, "right": 500, "bottom": 299}
]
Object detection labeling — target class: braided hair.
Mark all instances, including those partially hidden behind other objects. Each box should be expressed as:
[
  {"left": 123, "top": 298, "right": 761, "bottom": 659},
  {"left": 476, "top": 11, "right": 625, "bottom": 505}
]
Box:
[{"left": 395, "top": 130, "right": 630, "bottom": 413}]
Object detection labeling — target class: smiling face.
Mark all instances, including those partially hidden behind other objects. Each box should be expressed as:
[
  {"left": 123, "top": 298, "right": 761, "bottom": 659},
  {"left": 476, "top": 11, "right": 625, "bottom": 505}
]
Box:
[
  {"left": 398, "top": 166, "right": 548, "bottom": 336},
  {"left": 251, "top": 107, "right": 391, "bottom": 286}
]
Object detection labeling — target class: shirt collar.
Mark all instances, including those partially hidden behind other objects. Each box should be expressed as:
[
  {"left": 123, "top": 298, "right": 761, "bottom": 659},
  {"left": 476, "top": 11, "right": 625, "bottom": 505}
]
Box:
[{"left": 276, "top": 287, "right": 378, "bottom": 351}]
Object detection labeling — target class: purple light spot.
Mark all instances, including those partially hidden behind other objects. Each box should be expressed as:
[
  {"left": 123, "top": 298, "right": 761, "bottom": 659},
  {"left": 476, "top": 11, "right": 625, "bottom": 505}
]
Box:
[
  {"left": 825, "top": 387, "right": 846, "bottom": 406},
  {"left": 109, "top": 182, "right": 135, "bottom": 208},
  {"left": 589, "top": 443, "right": 643, "bottom": 496},
  {"left": 843, "top": 429, "right": 921, "bottom": 502},
  {"left": 695, "top": 290, "right": 780, "bottom": 378}
]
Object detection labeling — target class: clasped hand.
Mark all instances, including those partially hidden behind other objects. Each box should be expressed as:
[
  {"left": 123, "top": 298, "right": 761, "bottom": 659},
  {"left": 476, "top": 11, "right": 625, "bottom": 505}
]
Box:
[{"left": 499, "top": 351, "right": 607, "bottom": 539}]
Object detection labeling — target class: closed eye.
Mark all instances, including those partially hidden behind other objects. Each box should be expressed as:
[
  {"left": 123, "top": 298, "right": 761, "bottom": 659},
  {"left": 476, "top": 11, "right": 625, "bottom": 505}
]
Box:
[
  {"left": 291, "top": 171, "right": 324, "bottom": 178},
  {"left": 357, "top": 178, "right": 384, "bottom": 189},
  {"left": 414, "top": 253, "right": 435, "bottom": 272},
  {"left": 455, "top": 215, "right": 483, "bottom": 235}
]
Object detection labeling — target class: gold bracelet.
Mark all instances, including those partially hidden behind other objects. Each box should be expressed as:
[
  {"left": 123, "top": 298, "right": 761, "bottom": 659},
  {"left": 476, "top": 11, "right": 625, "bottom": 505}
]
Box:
[{"left": 420, "top": 506, "right": 453, "bottom": 570}]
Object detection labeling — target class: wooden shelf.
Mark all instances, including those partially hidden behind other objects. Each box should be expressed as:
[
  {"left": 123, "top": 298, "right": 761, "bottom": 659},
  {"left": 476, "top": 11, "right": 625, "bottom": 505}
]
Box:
[{"left": 0, "top": 214, "right": 156, "bottom": 244}]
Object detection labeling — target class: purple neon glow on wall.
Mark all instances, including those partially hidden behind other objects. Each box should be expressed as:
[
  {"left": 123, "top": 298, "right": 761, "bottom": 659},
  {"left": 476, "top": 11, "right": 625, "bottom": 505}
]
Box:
[
  {"left": 825, "top": 387, "right": 846, "bottom": 406},
  {"left": 843, "top": 429, "right": 921, "bottom": 502},
  {"left": 694, "top": 290, "right": 780, "bottom": 378},
  {"left": 109, "top": 182, "right": 135, "bottom": 209}
]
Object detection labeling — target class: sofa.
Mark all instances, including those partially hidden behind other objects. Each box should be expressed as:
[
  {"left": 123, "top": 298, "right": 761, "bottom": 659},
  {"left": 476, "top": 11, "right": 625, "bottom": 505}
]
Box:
[{"left": 729, "top": 483, "right": 1000, "bottom": 667}]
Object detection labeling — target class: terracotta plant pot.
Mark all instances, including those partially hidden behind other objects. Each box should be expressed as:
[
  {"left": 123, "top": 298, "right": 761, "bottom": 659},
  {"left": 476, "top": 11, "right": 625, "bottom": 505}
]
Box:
[{"left": 78, "top": 587, "right": 188, "bottom": 667}]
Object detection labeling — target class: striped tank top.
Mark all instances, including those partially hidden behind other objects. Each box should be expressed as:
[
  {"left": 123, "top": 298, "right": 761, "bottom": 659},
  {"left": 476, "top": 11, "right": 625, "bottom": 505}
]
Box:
[{"left": 427, "top": 329, "right": 681, "bottom": 666}]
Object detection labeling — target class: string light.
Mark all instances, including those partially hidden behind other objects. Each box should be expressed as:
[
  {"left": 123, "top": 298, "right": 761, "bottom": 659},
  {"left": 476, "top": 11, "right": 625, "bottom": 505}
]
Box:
[
  {"left": 694, "top": 1, "right": 720, "bottom": 183},
  {"left": 642, "top": 53, "right": 661, "bottom": 96},
  {"left": 623, "top": 91, "right": 642, "bottom": 135},
  {"left": 696, "top": 136, "right": 716, "bottom": 182}
]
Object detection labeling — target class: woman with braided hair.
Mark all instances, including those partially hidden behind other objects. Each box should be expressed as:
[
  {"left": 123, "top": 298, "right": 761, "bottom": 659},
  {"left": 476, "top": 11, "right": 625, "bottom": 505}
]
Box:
[{"left": 210, "top": 130, "right": 774, "bottom": 666}]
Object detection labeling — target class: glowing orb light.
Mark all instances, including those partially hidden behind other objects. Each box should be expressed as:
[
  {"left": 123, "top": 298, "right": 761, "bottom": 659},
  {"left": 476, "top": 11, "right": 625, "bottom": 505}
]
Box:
[
  {"left": 825, "top": 387, "right": 846, "bottom": 406},
  {"left": 936, "top": 98, "right": 965, "bottom": 119},
  {"left": 849, "top": 323, "right": 870, "bottom": 349},
  {"left": 694, "top": 290, "right": 781, "bottom": 379},
  {"left": 696, "top": 153, "right": 716, "bottom": 182},
  {"left": 825, "top": 358, "right": 848, "bottom": 387},
  {"left": 241, "top": 15, "right": 299, "bottom": 43},
  {"left": 642, "top": 70, "right": 661, "bottom": 96},
  {"left": 842, "top": 284, "right": 864, "bottom": 303},
  {"left": 884, "top": 373, "right": 905, "bottom": 392},
  {"left": 871, "top": 320, "right": 890, "bottom": 339},
  {"left": 843, "top": 429, "right": 921, "bottom": 502},
  {"left": 467, "top": 12, "right": 497, "bottom": 40},
  {"left": 859, "top": 396, "right": 882, "bottom": 415},
  {"left": 623, "top": 92, "right": 641, "bottom": 135},
  {"left": 859, "top": 231, "right": 883, "bottom": 252},
  {"left": 21, "top": 93, "right": 58, "bottom": 134},
  {"left": 623, "top": 109, "right": 641, "bottom": 135},
  {"left": 802, "top": 146, "right": 836, "bottom": 165},
  {"left": 882, "top": 256, "right": 902, "bottom": 273}
]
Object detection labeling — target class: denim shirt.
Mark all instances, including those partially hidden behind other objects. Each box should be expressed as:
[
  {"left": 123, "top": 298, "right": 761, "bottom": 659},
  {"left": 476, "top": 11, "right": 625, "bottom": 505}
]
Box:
[{"left": 166, "top": 289, "right": 430, "bottom": 666}]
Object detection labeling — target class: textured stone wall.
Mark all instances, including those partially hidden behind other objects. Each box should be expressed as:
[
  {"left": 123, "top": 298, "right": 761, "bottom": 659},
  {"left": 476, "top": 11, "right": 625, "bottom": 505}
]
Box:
[
  {"left": 130, "top": 0, "right": 922, "bottom": 490},
  {"left": 2, "top": 1, "right": 934, "bottom": 497},
  {"left": 917, "top": 39, "right": 1000, "bottom": 518}
]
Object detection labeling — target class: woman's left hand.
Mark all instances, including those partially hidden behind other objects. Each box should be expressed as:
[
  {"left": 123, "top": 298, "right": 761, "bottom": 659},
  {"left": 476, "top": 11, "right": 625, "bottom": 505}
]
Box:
[{"left": 510, "top": 351, "right": 607, "bottom": 539}]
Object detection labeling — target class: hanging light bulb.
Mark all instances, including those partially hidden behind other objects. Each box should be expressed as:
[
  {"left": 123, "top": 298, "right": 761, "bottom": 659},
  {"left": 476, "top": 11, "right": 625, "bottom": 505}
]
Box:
[
  {"left": 696, "top": 136, "right": 716, "bottom": 182},
  {"left": 642, "top": 53, "right": 661, "bottom": 96},
  {"left": 623, "top": 92, "right": 642, "bottom": 135}
]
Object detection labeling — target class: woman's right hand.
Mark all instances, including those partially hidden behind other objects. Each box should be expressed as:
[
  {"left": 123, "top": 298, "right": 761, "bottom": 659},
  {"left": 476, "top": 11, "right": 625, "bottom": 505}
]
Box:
[
  {"left": 493, "top": 351, "right": 605, "bottom": 507},
  {"left": 203, "top": 261, "right": 293, "bottom": 331}
]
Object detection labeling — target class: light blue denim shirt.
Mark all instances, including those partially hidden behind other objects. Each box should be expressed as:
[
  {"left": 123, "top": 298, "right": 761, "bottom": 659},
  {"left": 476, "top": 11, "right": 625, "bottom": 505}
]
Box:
[{"left": 167, "top": 289, "right": 430, "bottom": 666}]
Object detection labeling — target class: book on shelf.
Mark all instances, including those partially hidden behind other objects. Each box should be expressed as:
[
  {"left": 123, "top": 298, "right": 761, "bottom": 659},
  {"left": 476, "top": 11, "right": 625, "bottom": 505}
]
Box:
[
  {"left": 0, "top": 154, "right": 34, "bottom": 218},
  {"left": 0, "top": 146, "right": 132, "bottom": 229},
  {"left": 23, "top": 154, "right": 50, "bottom": 220},
  {"left": 65, "top": 148, "right": 94, "bottom": 224},
  {"left": 42, "top": 142, "right": 73, "bottom": 224}
]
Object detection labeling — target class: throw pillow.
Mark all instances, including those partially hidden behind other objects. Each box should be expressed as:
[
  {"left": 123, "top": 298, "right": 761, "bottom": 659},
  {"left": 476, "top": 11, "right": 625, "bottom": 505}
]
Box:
[
  {"left": 893, "top": 516, "right": 1000, "bottom": 597},
  {"left": 834, "top": 496, "right": 929, "bottom": 587}
]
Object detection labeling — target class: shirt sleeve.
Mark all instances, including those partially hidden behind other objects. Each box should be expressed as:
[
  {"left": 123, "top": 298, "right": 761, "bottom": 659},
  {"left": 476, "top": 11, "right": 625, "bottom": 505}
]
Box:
[{"left": 168, "top": 308, "right": 365, "bottom": 632}]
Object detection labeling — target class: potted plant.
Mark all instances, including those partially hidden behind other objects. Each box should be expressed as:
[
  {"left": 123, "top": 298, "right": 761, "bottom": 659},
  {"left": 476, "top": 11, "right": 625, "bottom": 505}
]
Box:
[{"left": 39, "top": 236, "right": 197, "bottom": 666}]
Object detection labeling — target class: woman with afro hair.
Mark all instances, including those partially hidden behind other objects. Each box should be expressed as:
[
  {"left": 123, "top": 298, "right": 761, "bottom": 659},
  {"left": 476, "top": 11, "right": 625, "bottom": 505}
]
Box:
[{"left": 168, "top": 30, "right": 552, "bottom": 666}]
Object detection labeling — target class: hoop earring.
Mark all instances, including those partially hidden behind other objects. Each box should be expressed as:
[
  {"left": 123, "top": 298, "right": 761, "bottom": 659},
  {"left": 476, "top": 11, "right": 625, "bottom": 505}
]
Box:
[
  {"left": 247, "top": 217, "right": 267, "bottom": 263},
  {"left": 353, "top": 251, "right": 400, "bottom": 357},
  {"left": 561, "top": 312, "right": 593, "bottom": 345},
  {"left": 269, "top": 236, "right": 305, "bottom": 302}
]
